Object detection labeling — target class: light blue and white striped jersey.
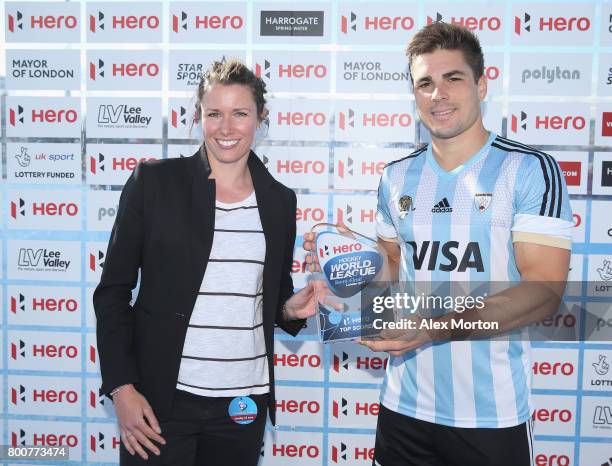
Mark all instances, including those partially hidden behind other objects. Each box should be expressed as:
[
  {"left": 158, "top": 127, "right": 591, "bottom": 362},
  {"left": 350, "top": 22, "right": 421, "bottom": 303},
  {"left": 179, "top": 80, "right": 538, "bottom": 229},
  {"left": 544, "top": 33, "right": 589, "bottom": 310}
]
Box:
[{"left": 376, "top": 133, "right": 573, "bottom": 428}]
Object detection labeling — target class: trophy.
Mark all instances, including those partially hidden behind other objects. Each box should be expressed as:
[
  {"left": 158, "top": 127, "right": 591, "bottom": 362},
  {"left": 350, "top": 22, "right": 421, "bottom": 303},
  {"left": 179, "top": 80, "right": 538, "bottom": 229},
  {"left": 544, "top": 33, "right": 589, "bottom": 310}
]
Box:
[{"left": 309, "top": 223, "right": 394, "bottom": 343}]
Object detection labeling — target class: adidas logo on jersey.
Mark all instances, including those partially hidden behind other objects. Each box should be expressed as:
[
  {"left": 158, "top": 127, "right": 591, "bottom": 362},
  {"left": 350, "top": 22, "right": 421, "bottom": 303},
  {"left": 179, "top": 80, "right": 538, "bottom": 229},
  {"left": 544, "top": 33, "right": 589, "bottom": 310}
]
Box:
[{"left": 432, "top": 197, "right": 452, "bottom": 213}]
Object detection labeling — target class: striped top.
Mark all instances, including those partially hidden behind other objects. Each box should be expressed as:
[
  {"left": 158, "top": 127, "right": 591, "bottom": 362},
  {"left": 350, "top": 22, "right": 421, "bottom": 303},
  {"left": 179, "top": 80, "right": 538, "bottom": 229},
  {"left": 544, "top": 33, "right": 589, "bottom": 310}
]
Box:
[
  {"left": 376, "top": 133, "right": 573, "bottom": 428},
  {"left": 177, "top": 191, "right": 269, "bottom": 397}
]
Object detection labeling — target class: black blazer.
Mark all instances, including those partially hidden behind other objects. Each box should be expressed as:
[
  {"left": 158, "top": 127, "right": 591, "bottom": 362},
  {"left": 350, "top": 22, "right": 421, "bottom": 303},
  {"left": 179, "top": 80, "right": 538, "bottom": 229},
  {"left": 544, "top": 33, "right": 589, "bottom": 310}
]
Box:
[{"left": 94, "top": 149, "right": 305, "bottom": 424}]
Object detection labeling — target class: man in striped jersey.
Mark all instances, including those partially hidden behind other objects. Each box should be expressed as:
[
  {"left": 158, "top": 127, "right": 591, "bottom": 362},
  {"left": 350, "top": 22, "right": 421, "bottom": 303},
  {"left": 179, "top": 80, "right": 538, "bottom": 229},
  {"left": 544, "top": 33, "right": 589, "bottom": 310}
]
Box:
[{"left": 360, "top": 22, "right": 573, "bottom": 466}]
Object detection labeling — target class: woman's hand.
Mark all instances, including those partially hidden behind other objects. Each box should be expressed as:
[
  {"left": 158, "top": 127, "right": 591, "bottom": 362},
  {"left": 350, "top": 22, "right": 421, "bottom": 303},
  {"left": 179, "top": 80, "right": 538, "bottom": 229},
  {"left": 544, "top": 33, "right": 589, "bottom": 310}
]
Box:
[
  {"left": 283, "top": 281, "right": 318, "bottom": 320},
  {"left": 113, "top": 384, "right": 166, "bottom": 460}
]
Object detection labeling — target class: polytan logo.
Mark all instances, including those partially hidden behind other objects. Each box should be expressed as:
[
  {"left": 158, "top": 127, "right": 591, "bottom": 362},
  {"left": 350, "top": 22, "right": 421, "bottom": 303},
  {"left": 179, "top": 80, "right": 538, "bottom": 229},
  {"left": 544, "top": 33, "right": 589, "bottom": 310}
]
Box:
[
  {"left": 6, "top": 2, "right": 80, "bottom": 43},
  {"left": 262, "top": 431, "right": 322, "bottom": 465},
  {"left": 88, "top": 50, "right": 162, "bottom": 91},
  {"left": 6, "top": 50, "right": 80, "bottom": 91},
  {"left": 9, "top": 240, "right": 81, "bottom": 281},
  {"left": 7, "top": 142, "right": 81, "bottom": 185},
  {"left": 274, "top": 387, "right": 324, "bottom": 427},
  {"left": 259, "top": 146, "right": 328, "bottom": 190},
  {"left": 329, "top": 434, "right": 375, "bottom": 464},
  {"left": 170, "top": 3, "right": 247, "bottom": 44},
  {"left": 558, "top": 161, "right": 581, "bottom": 187},
  {"left": 8, "top": 331, "right": 82, "bottom": 372},
  {"left": 337, "top": 51, "right": 410, "bottom": 94},
  {"left": 295, "top": 194, "right": 329, "bottom": 235},
  {"left": 531, "top": 395, "right": 576, "bottom": 436},
  {"left": 512, "top": 4, "right": 594, "bottom": 46},
  {"left": 273, "top": 340, "right": 323, "bottom": 381},
  {"left": 252, "top": 51, "right": 331, "bottom": 92},
  {"left": 87, "top": 190, "right": 121, "bottom": 232},
  {"left": 531, "top": 348, "right": 578, "bottom": 390},
  {"left": 337, "top": 4, "right": 417, "bottom": 45},
  {"left": 87, "top": 144, "right": 162, "bottom": 185},
  {"left": 86, "top": 98, "right": 161, "bottom": 139},
  {"left": 333, "top": 195, "right": 378, "bottom": 239},
  {"left": 335, "top": 101, "right": 415, "bottom": 143},
  {"left": 267, "top": 98, "right": 331, "bottom": 141},
  {"left": 8, "top": 190, "right": 81, "bottom": 231},
  {"left": 8, "top": 376, "right": 81, "bottom": 416},
  {"left": 507, "top": 103, "right": 589, "bottom": 145},
  {"left": 8, "top": 285, "right": 81, "bottom": 327},
  {"left": 6, "top": 97, "right": 80, "bottom": 138},
  {"left": 87, "top": 2, "right": 162, "bottom": 43},
  {"left": 329, "top": 388, "right": 380, "bottom": 428},
  {"left": 8, "top": 420, "right": 82, "bottom": 459}
]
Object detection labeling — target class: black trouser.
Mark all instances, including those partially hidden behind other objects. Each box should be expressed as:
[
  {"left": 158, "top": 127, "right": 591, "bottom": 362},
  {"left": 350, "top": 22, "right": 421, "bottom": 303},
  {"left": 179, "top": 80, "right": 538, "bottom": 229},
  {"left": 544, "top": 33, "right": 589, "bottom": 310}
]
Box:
[
  {"left": 373, "top": 404, "right": 533, "bottom": 466},
  {"left": 120, "top": 390, "right": 267, "bottom": 466}
]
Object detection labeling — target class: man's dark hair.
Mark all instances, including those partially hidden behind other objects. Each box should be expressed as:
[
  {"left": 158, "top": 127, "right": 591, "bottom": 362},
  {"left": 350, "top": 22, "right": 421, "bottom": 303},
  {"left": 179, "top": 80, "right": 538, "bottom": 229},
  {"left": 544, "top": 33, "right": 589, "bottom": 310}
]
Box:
[{"left": 406, "top": 22, "right": 484, "bottom": 83}]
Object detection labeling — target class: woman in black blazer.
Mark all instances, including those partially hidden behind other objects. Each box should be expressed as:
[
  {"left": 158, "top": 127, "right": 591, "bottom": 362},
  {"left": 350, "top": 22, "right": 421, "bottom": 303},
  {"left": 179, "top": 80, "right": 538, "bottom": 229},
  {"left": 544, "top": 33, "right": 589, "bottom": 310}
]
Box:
[{"left": 94, "top": 59, "right": 316, "bottom": 465}]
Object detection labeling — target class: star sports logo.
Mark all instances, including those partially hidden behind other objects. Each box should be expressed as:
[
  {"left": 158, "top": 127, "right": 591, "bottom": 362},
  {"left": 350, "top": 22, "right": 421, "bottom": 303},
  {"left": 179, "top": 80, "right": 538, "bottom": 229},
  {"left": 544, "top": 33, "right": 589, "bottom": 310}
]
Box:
[
  {"left": 11, "top": 293, "right": 26, "bottom": 313},
  {"left": 333, "top": 352, "right": 349, "bottom": 372},
  {"left": 89, "top": 59, "right": 105, "bottom": 80},
  {"left": 332, "top": 397, "right": 348, "bottom": 418},
  {"left": 9, "top": 105, "right": 25, "bottom": 126},
  {"left": 90, "top": 153, "right": 105, "bottom": 174},
  {"left": 340, "top": 12, "right": 357, "bottom": 33},
  {"left": 89, "top": 11, "right": 105, "bottom": 32},
  {"left": 11, "top": 385, "right": 26, "bottom": 405},
  {"left": 514, "top": 13, "right": 531, "bottom": 35},
  {"left": 338, "top": 109, "right": 355, "bottom": 130},
  {"left": 10, "top": 199, "right": 26, "bottom": 219},
  {"left": 89, "top": 250, "right": 105, "bottom": 272},
  {"left": 8, "top": 11, "right": 24, "bottom": 32},
  {"left": 511, "top": 111, "right": 528, "bottom": 133},
  {"left": 337, "top": 157, "right": 354, "bottom": 178},
  {"left": 255, "top": 60, "right": 271, "bottom": 80},
  {"left": 172, "top": 11, "right": 188, "bottom": 32},
  {"left": 11, "top": 340, "right": 26, "bottom": 360},
  {"left": 171, "top": 106, "right": 188, "bottom": 128}
]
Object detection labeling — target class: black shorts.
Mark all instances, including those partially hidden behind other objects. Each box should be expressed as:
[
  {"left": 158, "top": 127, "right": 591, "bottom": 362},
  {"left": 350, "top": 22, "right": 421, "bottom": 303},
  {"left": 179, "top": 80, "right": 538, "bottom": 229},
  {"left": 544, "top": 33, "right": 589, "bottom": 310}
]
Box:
[{"left": 373, "top": 404, "right": 534, "bottom": 466}]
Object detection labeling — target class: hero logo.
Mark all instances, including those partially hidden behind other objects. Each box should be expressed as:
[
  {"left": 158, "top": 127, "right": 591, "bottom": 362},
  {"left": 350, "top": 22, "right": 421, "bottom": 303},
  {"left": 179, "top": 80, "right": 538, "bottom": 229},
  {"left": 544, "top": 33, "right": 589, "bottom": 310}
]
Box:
[
  {"left": 90, "top": 432, "right": 120, "bottom": 452},
  {"left": 531, "top": 408, "right": 573, "bottom": 423},
  {"left": 10, "top": 199, "right": 78, "bottom": 218},
  {"left": 89, "top": 11, "right": 159, "bottom": 32},
  {"left": 534, "top": 454, "right": 571, "bottom": 466},
  {"left": 89, "top": 345, "right": 98, "bottom": 364},
  {"left": 510, "top": 111, "right": 586, "bottom": 133},
  {"left": 275, "top": 398, "right": 321, "bottom": 414},
  {"left": 273, "top": 353, "right": 321, "bottom": 368},
  {"left": 277, "top": 111, "right": 326, "bottom": 127},
  {"left": 319, "top": 242, "right": 362, "bottom": 259},
  {"left": 514, "top": 13, "right": 590, "bottom": 35},
  {"left": 296, "top": 206, "right": 326, "bottom": 223},
  {"left": 337, "top": 157, "right": 385, "bottom": 178},
  {"left": 9, "top": 105, "right": 77, "bottom": 126},
  {"left": 271, "top": 443, "right": 320, "bottom": 458},
  {"left": 333, "top": 352, "right": 388, "bottom": 372},
  {"left": 89, "top": 389, "right": 107, "bottom": 409},
  {"left": 332, "top": 398, "right": 379, "bottom": 417},
  {"left": 172, "top": 11, "right": 244, "bottom": 32},
  {"left": 11, "top": 385, "right": 78, "bottom": 405},
  {"left": 338, "top": 108, "right": 412, "bottom": 130},
  {"left": 10, "top": 293, "right": 78, "bottom": 314},
  {"left": 98, "top": 105, "right": 151, "bottom": 126},
  {"left": 336, "top": 205, "right": 376, "bottom": 225},
  {"left": 331, "top": 442, "right": 374, "bottom": 463},
  {"left": 89, "top": 59, "right": 159, "bottom": 79},
  {"left": 171, "top": 106, "right": 188, "bottom": 129},
  {"left": 255, "top": 59, "right": 327, "bottom": 80},
  {"left": 262, "top": 155, "right": 325, "bottom": 175},
  {"left": 340, "top": 12, "right": 415, "bottom": 33},
  {"left": 11, "top": 429, "right": 78, "bottom": 448},
  {"left": 532, "top": 361, "right": 575, "bottom": 376},
  {"left": 558, "top": 161, "right": 581, "bottom": 187},
  {"left": 535, "top": 312, "right": 577, "bottom": 328},
  {"left": 407, "top": 241, "right": 484, "bottom": 272},
  {"left": 11, "top": 340, "right": 78, "bottom": 360},
  {"left": 89, "top": 250, "right": 105, "bottom": 272},
  {"left": 90, "top": 153, "right": 157, "bottom": 173},
  {"left": 426, "top": 12, "right": 501, "bottom": 31},
  {"left": 8, "top": 12, "right": 77, "bottom": 32}
]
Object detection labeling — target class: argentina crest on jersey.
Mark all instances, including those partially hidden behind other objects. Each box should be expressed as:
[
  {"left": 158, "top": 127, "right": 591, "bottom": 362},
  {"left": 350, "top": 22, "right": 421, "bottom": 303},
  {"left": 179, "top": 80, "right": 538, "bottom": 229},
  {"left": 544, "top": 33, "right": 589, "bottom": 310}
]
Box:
[{"left": 474, "top": 193, "right": 492, "bottom": 212}]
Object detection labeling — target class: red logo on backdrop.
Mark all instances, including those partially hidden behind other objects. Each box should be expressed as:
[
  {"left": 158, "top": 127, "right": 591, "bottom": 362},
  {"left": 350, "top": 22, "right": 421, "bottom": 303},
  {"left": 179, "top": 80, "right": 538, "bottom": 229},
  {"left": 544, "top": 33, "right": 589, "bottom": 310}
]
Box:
[
  {"left": 11, "top": 293, "right": 26, "bottom": 313},
  {"left": 8, "top": 11, "right": 24, "bottom": 32},
  {"left": 90, "top": 432, "right": 120, "bottom": 452},
  {"left": 89, "top": 11, "right": 104, "bottom": 32},
  {"left": 90, "top": 345, "right": 98, "bottom": 364},
  {"left": 333, "top": 352, "right": 349, "bottom": 372},
  {"left": 89, "top": 250, "right": 105, "bottom": 271},
  {"left": 515, "top": 13, "right": 590, "bottom": 35},
  {"left": 341, "top": 12, "right": 414, "bottom": 32},
  {"left": 337, "top": 158, "right": 354, "bottom": 178},
  {"left": 341, "top": 12, "right": 357, "bottom": 33},
  {"left": 426, "top": 13, "right": 501, "bottom": 32},
  {"left": 601, "top": 112, "right": 612, "bottom": 137},
  {"left": 11, "top": 429, "right": 27, "bottom": 446},
  {"left": 90, "top": 153, "right": 105, "bottom": 174},
  {"left": 331, "top": 442, "right": 347, "bottom": 462},
  {"left": 172, "top": 11, "right": 188, "bottom": 32},
  {"left": 558, "top": 161, "right": 581, "bottom": 186},
  {"left": 332, "top": 398, "right": 348, "bottom": 418},
  {"left": 171, "top": 106, "right": 188, "bottom": 128},
  {"left": 11, "top": 340, "right": 26, "bottom": 360},
  {"left": 9, "top": 105, "right": 25, "bottom": 126},
  {"left": 89, "top": 389, "right": 106, "bottom": 408},
  {"left": 11, "top": 385, "right": 26, "bottom": 404},
  {"left": 338, "top": 109, "right": 355, "bottom": 130},
  {"left": 511, "top": 111, "right": 528, "bottom": 133},
  {"left": 514, "top": 13, "right": 532, "bottom": 35},
  {"left": 172, "top": 12, "right": 243, "bottom": 32},
  {"left": 255, "top": 60, "right": 271, "bottom": 79},
  {"left": 10, "top": 199, "right": 26, "bottom": 218},
  {"left": 89, "top": 60, "right": 105, "bottom": 79},
  {"left": 90, "top": 11, "right": 160, "bottom": 32}
]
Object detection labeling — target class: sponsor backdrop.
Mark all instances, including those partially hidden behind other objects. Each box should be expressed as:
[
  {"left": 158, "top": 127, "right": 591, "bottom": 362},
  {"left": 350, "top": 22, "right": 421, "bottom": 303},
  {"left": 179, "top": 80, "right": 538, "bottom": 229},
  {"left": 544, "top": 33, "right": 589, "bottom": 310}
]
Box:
[{"left": 1, "top": 0, "right": 612, "bottom": 465}]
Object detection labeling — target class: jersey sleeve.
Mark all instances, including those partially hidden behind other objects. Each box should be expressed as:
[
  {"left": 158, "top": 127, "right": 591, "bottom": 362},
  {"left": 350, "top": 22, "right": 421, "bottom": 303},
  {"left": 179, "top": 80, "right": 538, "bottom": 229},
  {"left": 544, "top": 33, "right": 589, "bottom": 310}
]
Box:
[
  {"left": 376, "top": 167, "right": 398, "bottom": 240},
  {"left": 511, "top": 153, "right": 573, "bottom": 250}
]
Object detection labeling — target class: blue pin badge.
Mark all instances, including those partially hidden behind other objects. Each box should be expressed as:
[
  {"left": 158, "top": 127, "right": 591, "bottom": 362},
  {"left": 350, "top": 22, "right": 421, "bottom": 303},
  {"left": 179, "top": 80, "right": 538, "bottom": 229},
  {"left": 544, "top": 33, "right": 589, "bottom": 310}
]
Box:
[{"left": 228, "top": 396, "right": 258, "bottom": 425}]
